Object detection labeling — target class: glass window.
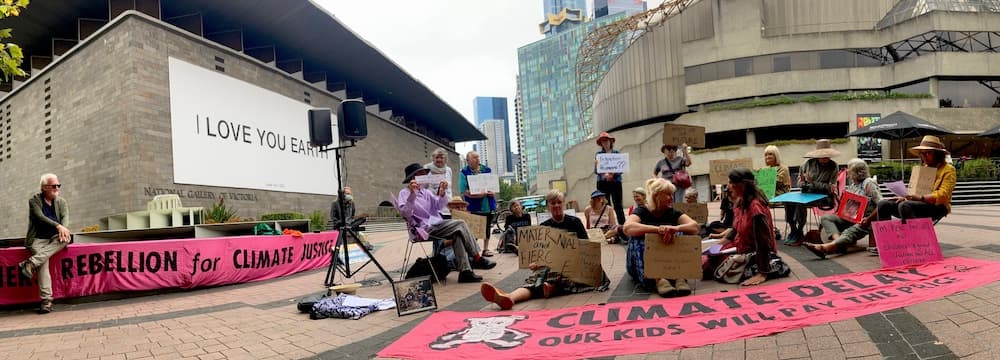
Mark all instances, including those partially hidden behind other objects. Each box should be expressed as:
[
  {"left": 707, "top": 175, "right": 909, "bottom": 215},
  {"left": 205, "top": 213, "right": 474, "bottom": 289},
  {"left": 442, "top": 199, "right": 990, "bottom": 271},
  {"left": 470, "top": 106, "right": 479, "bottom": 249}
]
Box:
[
  {"left": 938, "top": 80, "right": 1000, "bottom": 108},
  {"left": 716, "top": 60, "right": 735, "bottom": 80},
  {"left": 772, "top": 56, "right": 791, "bottom": 72},
  {"left": 734, "top": 58, "right": 753, "bottom": 77},
  {"left": 890, "top": 80, "right": 930, "bottom": 94},
  {"left": 819, "top": 50, "right": 851, "bottom": 69}
]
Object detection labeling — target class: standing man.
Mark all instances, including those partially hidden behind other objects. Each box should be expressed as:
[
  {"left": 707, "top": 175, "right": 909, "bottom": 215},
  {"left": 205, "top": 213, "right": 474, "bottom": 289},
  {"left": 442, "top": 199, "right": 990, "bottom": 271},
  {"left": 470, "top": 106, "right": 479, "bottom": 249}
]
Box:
[
  {"left": 458, "top": 151, "right": 497, "bottom": 257},
  {"left": 18, "top": 173, "right": 71, "bottom": 314}
]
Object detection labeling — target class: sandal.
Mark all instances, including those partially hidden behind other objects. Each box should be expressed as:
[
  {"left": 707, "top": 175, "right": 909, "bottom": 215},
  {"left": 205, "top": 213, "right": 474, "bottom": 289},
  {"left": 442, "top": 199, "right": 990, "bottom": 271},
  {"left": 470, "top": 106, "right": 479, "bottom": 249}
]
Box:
[
  {"left": 482, "top": 250, "right": 494, "bottom": 257},
  {"left": 803, "top": 243, "right": 827, "bottom": 260}
]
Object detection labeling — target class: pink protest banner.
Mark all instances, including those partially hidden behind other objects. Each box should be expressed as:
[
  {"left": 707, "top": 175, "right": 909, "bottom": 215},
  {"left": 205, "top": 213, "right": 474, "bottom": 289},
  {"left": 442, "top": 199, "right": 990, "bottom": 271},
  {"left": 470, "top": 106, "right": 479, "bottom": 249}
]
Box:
[
  {"left": 873, "top": 218, "right": 943, "bottom": 268},
  {"left": 0, "top": 231, "right": 337, "bottom": 305},
  {"left": 379, "top": 257, "right": 1000, "bottom": 360}
]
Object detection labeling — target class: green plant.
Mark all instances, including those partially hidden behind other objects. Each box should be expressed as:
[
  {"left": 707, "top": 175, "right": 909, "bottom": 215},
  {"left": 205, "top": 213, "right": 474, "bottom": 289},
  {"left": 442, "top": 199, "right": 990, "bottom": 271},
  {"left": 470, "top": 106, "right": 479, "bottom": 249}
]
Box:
[
  {"left": 958, "top": 158, "right": 996, "bottom": 180},
  {"left": 260, "top": 212, "right": 306, "bottom": 221},
  {"left": 205, "top": 197, "right": 238, "bottom": 224},
  {"left": 704, "top": 92, "right": 932, "bottom": 112},
  {"left": 0, "top": 0, "right": 29, "bottom": 80},
  {"left": 308, "top": 210, "right": 326, "bottom": 232}
]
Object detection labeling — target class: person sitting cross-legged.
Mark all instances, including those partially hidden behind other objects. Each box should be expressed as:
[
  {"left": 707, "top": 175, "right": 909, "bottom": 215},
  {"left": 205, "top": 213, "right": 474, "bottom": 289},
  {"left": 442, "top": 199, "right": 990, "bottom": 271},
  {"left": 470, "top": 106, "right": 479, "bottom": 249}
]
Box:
[
  {"left": 397, "top": 163, "right": 495, "bottom": 283},
  {"left": 804, "top": 159, "right": 882, "bottom": 258},
  {"left": 480, "top": 190, "right": 609, "bottom": 310}
]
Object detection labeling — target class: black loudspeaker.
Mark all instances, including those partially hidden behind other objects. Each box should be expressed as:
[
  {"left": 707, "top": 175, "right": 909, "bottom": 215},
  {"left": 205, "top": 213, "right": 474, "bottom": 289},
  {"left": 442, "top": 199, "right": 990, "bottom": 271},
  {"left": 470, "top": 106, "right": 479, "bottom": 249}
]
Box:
[
  {"left": 308, "top": 108, "right": 334, "bottom": 147},
  {"left": 338, "top": 99, "right": 368, "bottom": 140}
]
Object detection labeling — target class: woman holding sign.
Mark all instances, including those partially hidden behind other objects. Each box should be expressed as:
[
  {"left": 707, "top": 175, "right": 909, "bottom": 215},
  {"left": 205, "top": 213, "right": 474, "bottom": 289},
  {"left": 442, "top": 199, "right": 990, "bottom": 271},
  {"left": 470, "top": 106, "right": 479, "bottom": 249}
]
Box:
[
  {"left": 623, "top": 178, "right": 700, "bottom": 297},
  {"left": 594, "top": 132, "right": 626, "bottom": 226},
  {"left": 459, "top": 151, "right": 497, "bottom": 257},
  {"left": 875, "top": 135, "right": 955, "bottom": 223},
  {"left": 805, "top": 159, "right": 882, "bottom": 258},
  {"left": 480, "top": 190, "right": 609, "bottom": 310},
  {"left": 654, "top": 143, "right": 692, "bottom": 204},
  {"left": 721, "top": 168, "right": 782, "bottom": 286}
]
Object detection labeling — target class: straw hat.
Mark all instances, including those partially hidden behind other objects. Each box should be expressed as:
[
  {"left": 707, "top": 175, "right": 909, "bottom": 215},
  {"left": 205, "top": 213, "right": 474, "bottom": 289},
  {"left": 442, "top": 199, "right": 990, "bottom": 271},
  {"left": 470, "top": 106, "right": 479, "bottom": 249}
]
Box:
[
  {"left": 595, "top": 132, "right": 615, "bottom": 146},
  {"left": 909, "top": 135, "right": 949, "bottom": 155},
  {"left": 803, "top": 139, "right": 841, "bottom": 158}
]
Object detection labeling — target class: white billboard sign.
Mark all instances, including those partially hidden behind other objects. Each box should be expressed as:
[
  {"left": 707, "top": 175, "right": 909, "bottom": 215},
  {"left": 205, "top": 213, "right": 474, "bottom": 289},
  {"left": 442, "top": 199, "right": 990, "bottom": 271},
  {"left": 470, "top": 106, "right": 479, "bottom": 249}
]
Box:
[{"left": 168, "top": 57, "right": 338, "bottom": 195}]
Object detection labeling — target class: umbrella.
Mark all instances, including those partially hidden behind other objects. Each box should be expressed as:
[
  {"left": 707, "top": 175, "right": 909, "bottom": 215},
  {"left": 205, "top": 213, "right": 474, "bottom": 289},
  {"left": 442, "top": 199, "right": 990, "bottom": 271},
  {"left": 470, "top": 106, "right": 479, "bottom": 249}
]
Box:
[
  {"left": 978, "top": 124, "right": 1000, "bottom": 138},
  {"left": 846, "top": 111, "right": 955, "bottom": 178}
]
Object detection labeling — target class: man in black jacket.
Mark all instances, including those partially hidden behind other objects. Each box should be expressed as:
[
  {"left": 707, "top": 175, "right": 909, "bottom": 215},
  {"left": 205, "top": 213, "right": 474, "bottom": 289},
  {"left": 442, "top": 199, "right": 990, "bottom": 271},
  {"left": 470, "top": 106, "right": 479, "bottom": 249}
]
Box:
[{"left": 19, "top": 173, "right": 71, "bottom": 314}]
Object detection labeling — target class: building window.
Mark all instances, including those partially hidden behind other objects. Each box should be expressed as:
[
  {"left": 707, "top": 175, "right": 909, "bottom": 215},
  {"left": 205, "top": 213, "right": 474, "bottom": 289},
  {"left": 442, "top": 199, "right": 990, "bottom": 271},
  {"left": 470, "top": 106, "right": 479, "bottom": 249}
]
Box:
[
  {"left": 938, "top": 80, "right": 1000, "bottom": 108},
  {"left": 772, "top": 56, "right": 791, "bottom": 72},
  {"left": 819, "top": 50, "right": 850, "bottom": 69}
]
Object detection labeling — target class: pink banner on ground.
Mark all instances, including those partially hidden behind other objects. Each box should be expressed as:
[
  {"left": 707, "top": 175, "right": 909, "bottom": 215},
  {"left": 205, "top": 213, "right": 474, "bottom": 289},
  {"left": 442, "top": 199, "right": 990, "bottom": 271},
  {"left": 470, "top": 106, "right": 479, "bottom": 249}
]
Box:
[
  {"left": 873, "top": 218, "right": 943, "bottom": 268},
  {"left": 0, "top": 231, "right": 337, "bottom": 305},
  {"left": 379, "top": 257, "right": 1000, "bottom": 360}
]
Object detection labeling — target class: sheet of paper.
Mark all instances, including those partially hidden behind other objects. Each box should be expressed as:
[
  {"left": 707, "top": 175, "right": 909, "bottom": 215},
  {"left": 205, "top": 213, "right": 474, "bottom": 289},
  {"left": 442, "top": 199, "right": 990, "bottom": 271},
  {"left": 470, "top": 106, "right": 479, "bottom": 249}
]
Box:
[
  {"left": 467, "top": 173, "right": 500, "bottom": 194},
  {"left": 415, "top": 174, "right": 448, "bottom": 186},
  {"left": 596, "top": 153, "right": 629, "bottom": 173},
  {"left": 885, "top": 181, "right": 908, "bottom": 197}
]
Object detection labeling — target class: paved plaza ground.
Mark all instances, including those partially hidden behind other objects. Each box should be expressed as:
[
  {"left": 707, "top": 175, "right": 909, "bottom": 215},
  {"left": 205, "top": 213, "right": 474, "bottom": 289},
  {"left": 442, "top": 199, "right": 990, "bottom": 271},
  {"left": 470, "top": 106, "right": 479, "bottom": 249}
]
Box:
[{"left": 1, "top": 204, "right": 999, "bottom": 360}]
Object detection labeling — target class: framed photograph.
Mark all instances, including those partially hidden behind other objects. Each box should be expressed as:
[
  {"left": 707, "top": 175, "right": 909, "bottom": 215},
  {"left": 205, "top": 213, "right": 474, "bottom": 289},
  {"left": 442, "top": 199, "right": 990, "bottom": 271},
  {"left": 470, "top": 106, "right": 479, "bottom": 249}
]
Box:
[
  {"left": 837, "top": 192, "right": 868, "bottom": 223},
  {"left": 392, "top": 276, "right": 437, "bottom": 316}
]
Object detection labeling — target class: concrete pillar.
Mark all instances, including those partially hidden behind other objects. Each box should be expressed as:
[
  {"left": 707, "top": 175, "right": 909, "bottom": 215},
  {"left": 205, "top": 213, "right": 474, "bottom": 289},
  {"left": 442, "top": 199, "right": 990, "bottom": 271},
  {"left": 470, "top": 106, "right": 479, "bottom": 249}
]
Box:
[
  {"left": 929, "top": 77, "right": 939, "bottom": 98},
  {"left": 746, "top": 129, "right": 756, "bottom": 146}
]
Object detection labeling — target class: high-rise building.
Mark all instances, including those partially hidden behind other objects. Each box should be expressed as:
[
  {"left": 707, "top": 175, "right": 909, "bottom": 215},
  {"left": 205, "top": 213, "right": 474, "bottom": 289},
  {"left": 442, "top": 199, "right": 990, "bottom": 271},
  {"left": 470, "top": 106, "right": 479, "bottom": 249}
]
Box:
[
  {"left": 517, "top": 12, "right": 626, "bottom": 188},
  {"left": 473, "top": 97, "right": 512, "bottom": 173},
  {"left": 478, "top": 120, "right": 508, "bottom": 176},
  {"left": 540, "top": 0, "right": 588, "bottom": 36},
  {"left": 595, "top": 0, "right": 647, "bottom": 18},
  {"left": 514, "top": 80, "right": 528, "bottom": 185}
]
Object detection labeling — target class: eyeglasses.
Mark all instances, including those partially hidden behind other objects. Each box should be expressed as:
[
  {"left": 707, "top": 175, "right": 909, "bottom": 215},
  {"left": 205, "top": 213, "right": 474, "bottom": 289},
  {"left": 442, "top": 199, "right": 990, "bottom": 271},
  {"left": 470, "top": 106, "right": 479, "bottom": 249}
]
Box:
[{"left": 45, "top": 184, "right": 62, "bottom": 189}]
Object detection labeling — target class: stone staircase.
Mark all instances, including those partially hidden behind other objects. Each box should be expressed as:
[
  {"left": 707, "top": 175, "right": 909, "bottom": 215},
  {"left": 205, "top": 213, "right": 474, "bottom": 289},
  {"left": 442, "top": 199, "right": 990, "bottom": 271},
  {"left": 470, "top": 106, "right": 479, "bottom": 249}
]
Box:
[{"left": 878, "top": 180, "right": 1000, "bottom": 206}]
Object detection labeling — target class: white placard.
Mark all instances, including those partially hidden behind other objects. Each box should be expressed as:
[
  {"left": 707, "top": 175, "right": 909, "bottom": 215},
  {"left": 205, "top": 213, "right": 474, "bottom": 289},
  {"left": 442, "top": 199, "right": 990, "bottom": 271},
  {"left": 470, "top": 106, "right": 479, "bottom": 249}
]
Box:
[
  {"left": 467, "top": 173, "right": 500, "bottom": 194},
  {"left": 415, "top": 174, "right": 448, "bottom": 186},
  {"left": 536, "top": 209, "right": 577, "bottom": 225},
  {"left": 596, "top": 153, "right": 629, "bottom": 173},
  {"left": 168, "top": 57, "right": 338, "bottom": 195}
]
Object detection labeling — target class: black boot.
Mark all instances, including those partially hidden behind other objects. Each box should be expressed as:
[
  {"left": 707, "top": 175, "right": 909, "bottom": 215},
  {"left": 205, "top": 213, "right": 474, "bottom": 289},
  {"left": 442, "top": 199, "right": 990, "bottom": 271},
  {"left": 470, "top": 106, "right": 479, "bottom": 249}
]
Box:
[{"left": 458, "top": 270, "right": 483, "bottom": 283}]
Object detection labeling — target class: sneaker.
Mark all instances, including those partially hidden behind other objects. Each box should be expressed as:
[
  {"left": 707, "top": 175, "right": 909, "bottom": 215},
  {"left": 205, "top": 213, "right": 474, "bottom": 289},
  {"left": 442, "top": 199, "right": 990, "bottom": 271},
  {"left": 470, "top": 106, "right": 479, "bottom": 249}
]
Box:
[
  {"left": 783, "top": 231, "right": 801, "bottom": 245},
  {"left": 458, "top": 270, "right": 483, "bottom": 283},
  {"left": 867, "top": 247, "right": 879, "bottom": 256},
  {"left": 472, "top": 257, "right": 497, "bottom": 270},
  {"left": 674, "top": 279, "right": 692, "bottom": 297},
  {"left": 656, "top": 279, "right": 677, "bottom": 298},
  {"left": 480, "top": 283, "right": 513, "bottom": 310},
  {"left": 18, "top": 260, "right": 34, "bottom": 280},
  {"left": 38, "top": 299, "right": 52, "bottom": 314}
]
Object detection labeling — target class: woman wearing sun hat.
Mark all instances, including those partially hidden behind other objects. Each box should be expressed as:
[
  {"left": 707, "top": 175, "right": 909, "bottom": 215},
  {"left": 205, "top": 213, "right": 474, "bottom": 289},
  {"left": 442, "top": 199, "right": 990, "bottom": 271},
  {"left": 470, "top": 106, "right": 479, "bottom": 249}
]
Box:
[
  {"left": 785, "top": 139, "right": 840, "bottom": 244},
  {"left": 875, "top": 135, "right": 955, "bottom": 223},
  {"left": 594, "top": 132, "right": 625, "bottom": 226},
  {"left": 584, "top": 190, "right": 618, "bottom": 242}
]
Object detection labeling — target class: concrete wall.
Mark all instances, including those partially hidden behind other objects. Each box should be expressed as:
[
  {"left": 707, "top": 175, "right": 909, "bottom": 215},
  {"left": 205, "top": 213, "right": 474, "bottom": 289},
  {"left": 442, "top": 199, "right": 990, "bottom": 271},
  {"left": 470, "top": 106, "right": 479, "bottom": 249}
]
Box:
[{"left": 0, "top": 13, "right": 459, "bottom": 237}]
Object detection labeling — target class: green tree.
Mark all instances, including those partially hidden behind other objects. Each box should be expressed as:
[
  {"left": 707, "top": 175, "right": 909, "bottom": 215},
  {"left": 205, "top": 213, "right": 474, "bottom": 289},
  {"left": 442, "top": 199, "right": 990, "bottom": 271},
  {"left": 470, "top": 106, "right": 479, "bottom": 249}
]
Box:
[
  {"left": 0, "top": 0, "right": 29, "bottom": 80},
  {"left": 498, "top": 181, "right": 527, "bottom": 203}
]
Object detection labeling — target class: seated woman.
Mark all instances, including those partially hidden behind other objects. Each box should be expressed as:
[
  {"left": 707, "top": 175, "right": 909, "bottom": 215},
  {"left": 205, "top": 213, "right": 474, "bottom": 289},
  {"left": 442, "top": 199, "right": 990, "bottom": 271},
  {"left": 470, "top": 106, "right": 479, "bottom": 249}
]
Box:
[
  {"left": 623, "top": 178, "right": 700, "bottom": 297},
  {"left": 719, "top": 168, "right": 781, "bottom": 286},
  {"left": 480, "top": 190, "right": 608, "bottom": 310},
  {"left": 875, "top": 135, "right": 955, "bottom": 223},
  {"left": 804, "top": 159, "right": 882, "bottom": 258},
  {"left": 584, "top": 190, "right": 619, "bottom": 243},
  {"left": 499, "top": 201, "right": 532, "bottom": 253}
]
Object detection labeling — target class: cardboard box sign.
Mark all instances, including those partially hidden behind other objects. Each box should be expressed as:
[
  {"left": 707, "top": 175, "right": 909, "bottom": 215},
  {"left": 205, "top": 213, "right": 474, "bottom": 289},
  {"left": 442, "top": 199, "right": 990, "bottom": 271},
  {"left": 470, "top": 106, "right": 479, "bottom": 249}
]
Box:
[
  {"left": 663, "top": 124, "right": 706, "bottom": 148},
  {"left": 517, "top": 226, "right": 604, "bottom": 287},
  {"left": 709, "top": 158, "right": 754, "bottom": 185},
  {"left": 836, "top": 191, "right": 869, "bottom": 223},
  {"left": 908, "top": 166, "right": 936, "bottom": 196},
  {"left": 643, "top": 234, "right": 703, "bottom": 279},
  {"left": 674, "top": 203, "right": 709, "bottom": 225},
  {"left": 451, "top": 210, "right": 488, "bottom": 240}
]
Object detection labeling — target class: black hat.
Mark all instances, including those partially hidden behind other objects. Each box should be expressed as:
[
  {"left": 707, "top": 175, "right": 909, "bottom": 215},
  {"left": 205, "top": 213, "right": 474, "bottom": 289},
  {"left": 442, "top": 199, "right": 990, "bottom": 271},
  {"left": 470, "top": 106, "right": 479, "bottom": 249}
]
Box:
[
  {"left": 728, "top": 167, "right": 756, "bottom": 185},
  {"left": 402, "top": 163, "right": 429, "bottom": 184}
]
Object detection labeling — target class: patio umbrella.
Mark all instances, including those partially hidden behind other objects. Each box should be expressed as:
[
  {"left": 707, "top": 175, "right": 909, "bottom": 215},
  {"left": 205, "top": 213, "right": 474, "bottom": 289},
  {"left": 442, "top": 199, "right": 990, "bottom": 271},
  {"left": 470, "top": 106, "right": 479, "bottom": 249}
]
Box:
[
  {"left": 978, "top": 124, "right": 1000, "bottom": 138},
  {"left": 846, "top": 111, "right": 955, "bottom": 178}
]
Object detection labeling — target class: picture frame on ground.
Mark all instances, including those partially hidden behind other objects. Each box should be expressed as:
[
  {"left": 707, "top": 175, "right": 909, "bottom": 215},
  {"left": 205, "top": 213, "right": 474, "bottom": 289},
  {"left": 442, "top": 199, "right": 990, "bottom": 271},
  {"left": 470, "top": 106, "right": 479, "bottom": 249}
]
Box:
[
  {"left": 392, "top": 276, "right": 437, "bottom": 316},
  {"left": 837, "top": 192, "right": 868, "bottom": 223}
]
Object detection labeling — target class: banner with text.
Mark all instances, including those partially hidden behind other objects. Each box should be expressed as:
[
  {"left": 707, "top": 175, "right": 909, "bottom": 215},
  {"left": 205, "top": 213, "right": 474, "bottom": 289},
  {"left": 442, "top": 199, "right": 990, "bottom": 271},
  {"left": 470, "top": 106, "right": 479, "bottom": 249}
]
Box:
[
  {"left": 0, "top": 232, "right": 337, "bottom": 305},
  {"left": 380, "top": 257, "right": 1000, "bottom": 360},
  {"left": 169, "top": 57, "right": 338, "bottom": 195},
  {"left": 873, "top": 218, "right": 943, "bottom": 268}
]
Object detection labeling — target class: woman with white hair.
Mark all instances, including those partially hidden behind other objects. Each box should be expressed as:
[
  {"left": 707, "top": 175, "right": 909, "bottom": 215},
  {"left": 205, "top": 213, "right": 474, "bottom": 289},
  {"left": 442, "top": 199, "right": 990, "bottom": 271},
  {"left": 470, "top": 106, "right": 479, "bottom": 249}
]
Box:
[
  {"left": 804, "top": 159, "right": 882, "bottom": 258},
  {"left": 623, "top": 178, "right": 700, "bottom": 297},
  {"left": 762, "top": 145, "right": 793, "bottom": 244},
  {"left": 425, "top": 148, "right": 454, "bottom": 218}
]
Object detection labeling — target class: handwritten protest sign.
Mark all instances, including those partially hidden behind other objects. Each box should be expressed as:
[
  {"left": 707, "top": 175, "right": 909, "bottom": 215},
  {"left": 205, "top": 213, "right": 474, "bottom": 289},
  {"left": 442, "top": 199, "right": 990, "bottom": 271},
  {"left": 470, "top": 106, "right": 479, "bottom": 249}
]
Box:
[
  {"left": 597, "top": 153, "right": 629, "bottom": 173},
  {"left": 674, "top": 203, "right": 709, "bottom": 225},
  {"left": 754, "top": 167, "right": 778, "bottom": 199},
  {"left": 908, "top": 166, "right": 936, "bottom": 196},
  {"left": 414, "top": 174, "right": 448, "bottom": 186},
  {"left": 587, "top": 228, "right": 606, "bottom": 242},
  {"left": 518, "top": 226, "right": 604, "bottom": 286},
  {"left": 663, "top": 124, "right": 705, "bottom": 148},
  {"left": 873, "top": 218, "right": 942, "bottom": 268},
  {"left": 451, "top": 210, "right": 488, "bottom": 240},
  {"left": 709, "top": 158, "right": 753, "bottom": 185},
  {"left": 643, "top": 234, "right": 702, "bottom": 279},
  {"left": 468, "top": 173, "right": 500, "bottom": 194}
]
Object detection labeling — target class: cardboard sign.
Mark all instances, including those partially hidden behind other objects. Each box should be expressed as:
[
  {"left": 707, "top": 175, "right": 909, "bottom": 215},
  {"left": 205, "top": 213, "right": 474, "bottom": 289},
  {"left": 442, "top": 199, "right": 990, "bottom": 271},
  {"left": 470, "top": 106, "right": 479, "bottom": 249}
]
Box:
[
  {"left": 836, "top": 192, "right": 868, "bottom": 223},
  {"left": 643, "top": 234, "right": 702, "bottom": 279},
  {"left": 709, "top": 158, "right": 754, "bottom": 185},
  {"left": 674, "top": 203, "right": 709, "bottom": 225},
  {"left": 414, "top": 174, "right": 448, "bottom": 186},
  {"left": 754, "top": 167, "right": 778, "bottom": 199},
  {"left": 587, "top": 228, "right": 606, "bottom": 242},
  {"left": 908, "top": 166, "right": 936, "bottom": 196},
  {"left": 663, "top": 124, "right": 706, "bottom": 148},
  {"left": 468, "top": 173, "right": 500, "bottom": 194},
  {"left": 517, "top": 226, "right": 604, "bottom": 286},
  {"left": 596, "top": 153, "right": 629, "bottom": 173},
  {"left": 872, "top": 218, "right": 943, "bottom": 268},
  {"left": 451, "top": 210, "right": 488, "bottom": 240}
]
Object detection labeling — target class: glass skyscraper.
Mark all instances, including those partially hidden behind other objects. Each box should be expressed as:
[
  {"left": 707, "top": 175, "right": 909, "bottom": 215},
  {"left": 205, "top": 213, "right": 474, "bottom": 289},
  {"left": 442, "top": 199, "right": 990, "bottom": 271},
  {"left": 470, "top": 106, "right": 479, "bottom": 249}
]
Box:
[
  {"left": 517, "top": 12, "right": 626, "bottom": 188},
  {"left": 542, "top": 0, "right": 587, "bottom": 19},
  {"left": 473, "top": 96, "right": 512, "bottom": 173},
  {"left": 595, "top": 0, "right": 648, "bottom": 18}
]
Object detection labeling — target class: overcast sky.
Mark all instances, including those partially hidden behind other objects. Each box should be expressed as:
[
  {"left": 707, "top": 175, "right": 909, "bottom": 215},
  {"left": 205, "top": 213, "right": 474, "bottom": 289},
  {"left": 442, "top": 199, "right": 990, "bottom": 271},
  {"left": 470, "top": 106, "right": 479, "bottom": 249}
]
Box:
[{"left": 315, "top": 1, "right": 664, "bottom": 154}]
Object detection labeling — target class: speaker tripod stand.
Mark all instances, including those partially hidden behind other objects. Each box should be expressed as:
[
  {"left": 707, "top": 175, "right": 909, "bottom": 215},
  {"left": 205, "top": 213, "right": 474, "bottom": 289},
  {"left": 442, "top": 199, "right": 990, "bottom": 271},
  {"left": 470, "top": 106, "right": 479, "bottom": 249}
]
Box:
[{"left": 320, "top": 140, "right": 393, "bottom": 287}]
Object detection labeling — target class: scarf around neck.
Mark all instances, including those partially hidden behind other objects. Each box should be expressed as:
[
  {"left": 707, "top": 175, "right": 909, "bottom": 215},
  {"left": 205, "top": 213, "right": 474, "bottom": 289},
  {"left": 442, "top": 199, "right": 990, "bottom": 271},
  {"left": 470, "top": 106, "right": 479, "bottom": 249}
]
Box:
[{"left": 425, "top": 162, "right": 449, "bottom": 175}]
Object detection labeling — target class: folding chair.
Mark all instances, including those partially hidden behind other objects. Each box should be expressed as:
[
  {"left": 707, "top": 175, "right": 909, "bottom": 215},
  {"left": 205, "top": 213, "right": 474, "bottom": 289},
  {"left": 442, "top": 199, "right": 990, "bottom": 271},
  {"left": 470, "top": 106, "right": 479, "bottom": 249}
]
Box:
[{"left": 399, "top": 220, "right": 444, "bottom": 284}]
